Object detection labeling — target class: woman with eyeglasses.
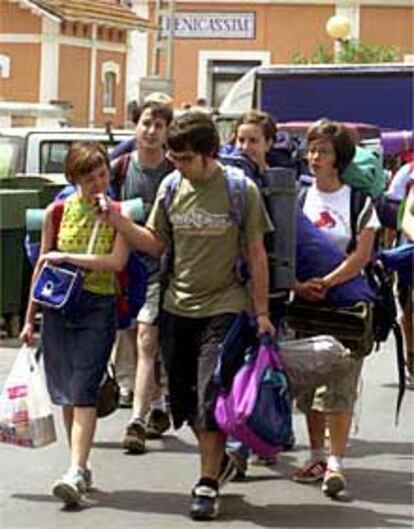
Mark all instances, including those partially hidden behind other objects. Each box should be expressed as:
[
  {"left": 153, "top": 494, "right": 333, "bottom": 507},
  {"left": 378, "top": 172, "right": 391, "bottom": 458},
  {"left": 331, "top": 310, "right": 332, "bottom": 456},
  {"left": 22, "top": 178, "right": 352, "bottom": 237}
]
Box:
[{"left": 292, "top": 119, "right": 381, "bottom": 498}]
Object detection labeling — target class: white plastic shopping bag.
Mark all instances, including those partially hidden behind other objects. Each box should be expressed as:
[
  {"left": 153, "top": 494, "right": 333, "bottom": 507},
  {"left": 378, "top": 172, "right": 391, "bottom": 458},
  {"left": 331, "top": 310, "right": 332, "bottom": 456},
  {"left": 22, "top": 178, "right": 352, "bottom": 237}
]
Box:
[{"left": 0, "top": 345, "right": 56, "bottom": 448}]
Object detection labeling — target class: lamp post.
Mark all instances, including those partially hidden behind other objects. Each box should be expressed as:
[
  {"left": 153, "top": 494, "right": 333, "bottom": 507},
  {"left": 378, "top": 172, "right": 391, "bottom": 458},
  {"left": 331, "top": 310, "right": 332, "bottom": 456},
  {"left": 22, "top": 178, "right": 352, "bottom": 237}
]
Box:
[{"left": 326, "top": 15, "right": 351, "bottom": 61}]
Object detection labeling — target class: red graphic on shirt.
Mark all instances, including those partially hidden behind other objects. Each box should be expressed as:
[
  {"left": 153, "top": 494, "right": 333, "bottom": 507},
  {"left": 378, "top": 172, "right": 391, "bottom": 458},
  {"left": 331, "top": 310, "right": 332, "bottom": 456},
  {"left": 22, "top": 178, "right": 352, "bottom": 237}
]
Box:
[{"left": 315, "top": 210, "right": 336, "bottom": 229}]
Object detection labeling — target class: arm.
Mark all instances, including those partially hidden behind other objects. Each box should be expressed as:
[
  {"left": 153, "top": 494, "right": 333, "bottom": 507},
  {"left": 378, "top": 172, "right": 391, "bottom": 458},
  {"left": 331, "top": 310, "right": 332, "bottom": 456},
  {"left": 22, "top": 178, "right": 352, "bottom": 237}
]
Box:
[
  {"left": 321, "top": 227, "right": 375, "bottom": 289},
  {"left": 100, "top": 201, "right": 166, "bottom": 258},
  {"left": 20, "top": 204, "right": 56, "bottom": 344},
  {"left": 43, "top": 228, "right": 130, "bottom": 272},
  {"left": 246, "top": 239, "right": 275, "bottom": 337}
]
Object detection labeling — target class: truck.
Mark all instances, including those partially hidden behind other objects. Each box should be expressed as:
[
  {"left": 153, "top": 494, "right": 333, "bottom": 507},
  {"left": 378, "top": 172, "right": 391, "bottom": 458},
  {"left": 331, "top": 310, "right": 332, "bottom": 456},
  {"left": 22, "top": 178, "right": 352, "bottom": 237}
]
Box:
[
  {"left": 0, "top": 127, "right": 133, "bottom": 181},
  {"left": 218, "top": 63, "right": 414, "bottom": 131}
]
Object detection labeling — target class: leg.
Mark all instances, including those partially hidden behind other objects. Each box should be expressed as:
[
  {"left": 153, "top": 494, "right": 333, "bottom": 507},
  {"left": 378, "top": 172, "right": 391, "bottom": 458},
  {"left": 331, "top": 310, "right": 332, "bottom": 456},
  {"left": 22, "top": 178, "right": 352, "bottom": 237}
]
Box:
[
  {"left": 327, "top": 411, "right": 353, "bottom": 458},
  {"left": 190, "top": 314, "right": 238, "bottom": 521},
  {"left": 293, "top": 389, "right": 328, "bottom": 484},
  {"left": 198, "top": 430, "right": 226, "bottom": 480},
  {"left": 62, "top": 406, "right": 74, "bottom": 447},
  {"left": 52, "top": 407, "right": 97, "bottom": 505},
  {"left": 133, "top": 323, "right": 159, "bottom": 419},
  {"left": 112, "top": 327, "right": 137, "bottom": 406},
  {"left": 70, "top": 407, "right": 97, "bottom": 470},
  {"left": 322, "top": 358, "right": 363, "bottom": 497},
  {"left": 123, "top": 323, "right": 159, "bottom": 453}
]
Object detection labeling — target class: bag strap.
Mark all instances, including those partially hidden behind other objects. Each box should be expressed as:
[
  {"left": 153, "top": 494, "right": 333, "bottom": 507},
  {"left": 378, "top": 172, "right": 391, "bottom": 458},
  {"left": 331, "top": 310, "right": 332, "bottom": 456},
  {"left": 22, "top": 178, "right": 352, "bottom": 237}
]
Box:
[
  {"left": 393, "top": 321, "right": 406, "bottom": 425},
  {"left": 86, "top": 219, "right": 101, "bottom": 254},
  {"left": 111, "top": 153, "right": 131, "bottom": 200},
  {"left": 223, "top": 165, "right": 247, "bottom": 229},
  {"left": 51, "top": 200, "right": 65, "bottom": 248}
]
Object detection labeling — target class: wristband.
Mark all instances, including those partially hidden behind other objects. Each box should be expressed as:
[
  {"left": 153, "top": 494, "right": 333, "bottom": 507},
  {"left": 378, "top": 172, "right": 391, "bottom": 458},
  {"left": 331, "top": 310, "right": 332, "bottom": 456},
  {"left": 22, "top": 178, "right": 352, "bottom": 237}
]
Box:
[{"left": 256, "top": 312, "right": 270, "bottom": 318}]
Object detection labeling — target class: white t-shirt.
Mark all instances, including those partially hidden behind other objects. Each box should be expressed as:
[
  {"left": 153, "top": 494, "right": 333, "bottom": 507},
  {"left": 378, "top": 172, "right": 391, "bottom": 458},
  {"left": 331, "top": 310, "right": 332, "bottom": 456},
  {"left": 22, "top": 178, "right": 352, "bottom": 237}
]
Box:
[
  {"left": 303, "top": 183, "right": 380, "bottom": 253},
  {"left": 386, "top": 162, "right": 414, "bottom": 201}
]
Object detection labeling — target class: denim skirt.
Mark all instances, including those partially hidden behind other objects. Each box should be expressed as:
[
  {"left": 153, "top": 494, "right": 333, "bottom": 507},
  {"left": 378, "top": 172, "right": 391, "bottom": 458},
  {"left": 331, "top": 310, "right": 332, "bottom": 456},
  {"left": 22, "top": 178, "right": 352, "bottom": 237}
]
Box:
[{"left": 41, "top": 290, "right": 116, "bottom": 407}]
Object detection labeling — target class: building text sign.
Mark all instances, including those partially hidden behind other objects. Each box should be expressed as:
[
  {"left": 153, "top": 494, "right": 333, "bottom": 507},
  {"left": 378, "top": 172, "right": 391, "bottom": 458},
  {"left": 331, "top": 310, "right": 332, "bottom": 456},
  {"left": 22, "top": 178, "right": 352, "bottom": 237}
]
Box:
[{"left": 161, "top": 12, "right": 255, "bottom": 39}]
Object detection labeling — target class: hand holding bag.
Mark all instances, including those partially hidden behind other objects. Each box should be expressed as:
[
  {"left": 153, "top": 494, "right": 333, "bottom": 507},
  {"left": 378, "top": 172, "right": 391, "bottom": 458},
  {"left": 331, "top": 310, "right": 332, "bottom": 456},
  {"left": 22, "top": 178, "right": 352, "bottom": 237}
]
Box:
[
  {"left": 32, "top": 219, "right": 101, "bottom": 312},
  {"left": 0, "top": 345, "right": 56, "bottom": 448}
]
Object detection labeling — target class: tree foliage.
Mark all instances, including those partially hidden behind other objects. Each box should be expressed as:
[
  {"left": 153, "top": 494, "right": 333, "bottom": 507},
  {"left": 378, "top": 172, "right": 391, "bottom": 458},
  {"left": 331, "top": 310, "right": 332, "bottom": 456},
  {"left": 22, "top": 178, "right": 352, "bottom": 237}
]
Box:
[{"left": 292, "top": 40, "right": 400, "bottom": 64}]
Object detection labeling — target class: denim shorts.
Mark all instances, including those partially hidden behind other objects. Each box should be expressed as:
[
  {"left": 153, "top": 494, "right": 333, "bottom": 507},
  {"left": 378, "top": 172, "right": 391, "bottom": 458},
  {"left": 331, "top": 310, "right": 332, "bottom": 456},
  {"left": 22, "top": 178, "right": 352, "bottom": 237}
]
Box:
[
  {"left": 41, "top": 291, "right": 116, "bottom": 407},
  {"left": 160, "top": 311, "right": 238, "bottom": 431}
]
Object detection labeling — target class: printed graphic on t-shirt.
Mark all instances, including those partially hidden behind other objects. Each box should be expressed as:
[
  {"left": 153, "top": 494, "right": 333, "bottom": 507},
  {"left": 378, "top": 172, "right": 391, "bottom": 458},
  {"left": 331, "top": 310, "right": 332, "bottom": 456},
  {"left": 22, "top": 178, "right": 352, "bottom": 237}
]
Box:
[
  {"left": 315, "top": 210, "right": 337, "bottom": 229},
  {"left": 171, "top": 209, "right": 232, "bottom": 236}
]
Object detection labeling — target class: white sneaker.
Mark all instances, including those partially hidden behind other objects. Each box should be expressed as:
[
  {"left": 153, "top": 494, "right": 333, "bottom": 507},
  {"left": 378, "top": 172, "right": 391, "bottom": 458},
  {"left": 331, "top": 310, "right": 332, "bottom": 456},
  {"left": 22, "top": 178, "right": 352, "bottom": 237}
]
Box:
[
  {"left": 52, "top": 468, "right": 87, "bottom": 506},
  {"left": 82, "top": 467, "right": 93, "bottom": 491}
]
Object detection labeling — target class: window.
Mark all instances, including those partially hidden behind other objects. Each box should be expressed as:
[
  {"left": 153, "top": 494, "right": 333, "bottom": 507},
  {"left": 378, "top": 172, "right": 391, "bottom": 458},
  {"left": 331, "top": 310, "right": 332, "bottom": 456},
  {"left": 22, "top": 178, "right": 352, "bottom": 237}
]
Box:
[
  {"left": 40, "top": 142, "right": 70, "bottom": 173},
  {"left": 102, "top": 62, "right": 120, "bottom": 113},
  {"left": 103, "top": 72, "right": 116, "bottom": 109},
  {"left": 0, "top": 137, "right": 23, "bottom": 178},
  {"left": 0, "top": 54, "right": 11, "bottom": 79}
]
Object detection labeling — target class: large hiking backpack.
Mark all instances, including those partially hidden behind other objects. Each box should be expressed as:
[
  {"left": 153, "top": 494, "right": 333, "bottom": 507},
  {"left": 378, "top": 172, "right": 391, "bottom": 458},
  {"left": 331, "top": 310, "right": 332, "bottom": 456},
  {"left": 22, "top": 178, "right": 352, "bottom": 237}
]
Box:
[{"left": 342, "top": 146, "right": 386, "bottom": 199}]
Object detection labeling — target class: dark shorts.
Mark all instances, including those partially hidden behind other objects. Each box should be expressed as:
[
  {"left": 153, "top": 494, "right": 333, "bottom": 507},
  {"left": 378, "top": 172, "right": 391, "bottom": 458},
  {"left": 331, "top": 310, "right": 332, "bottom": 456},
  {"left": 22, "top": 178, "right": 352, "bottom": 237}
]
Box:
[
  {"left": 41, "top": 291, "right": 116, "bottom": 407},
  {"left": 160, "top": 311, "right": 238, "bottom": 431}
]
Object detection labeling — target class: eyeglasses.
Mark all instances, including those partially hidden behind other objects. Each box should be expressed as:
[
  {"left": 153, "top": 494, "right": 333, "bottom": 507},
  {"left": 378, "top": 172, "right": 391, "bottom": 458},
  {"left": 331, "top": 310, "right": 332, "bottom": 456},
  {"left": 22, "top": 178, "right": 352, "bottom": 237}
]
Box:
[
  {"left": 306, "top": 147, "right": 335, "bottom": 158},
  {"left": 166, "top": 151, "right": 198, "bottom": 165}
]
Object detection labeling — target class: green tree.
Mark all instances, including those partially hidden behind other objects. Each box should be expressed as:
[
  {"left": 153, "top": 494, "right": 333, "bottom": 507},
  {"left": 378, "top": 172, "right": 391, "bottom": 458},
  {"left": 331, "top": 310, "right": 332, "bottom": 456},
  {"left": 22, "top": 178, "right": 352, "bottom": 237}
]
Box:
[{"left": 292, "top": 40, "right": 400, "bottom": 64}]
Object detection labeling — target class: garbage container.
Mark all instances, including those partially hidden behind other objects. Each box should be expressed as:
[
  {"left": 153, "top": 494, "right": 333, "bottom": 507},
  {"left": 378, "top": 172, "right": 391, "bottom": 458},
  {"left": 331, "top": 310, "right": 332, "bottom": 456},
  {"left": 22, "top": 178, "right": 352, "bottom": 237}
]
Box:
[
  {"left": 0, "top": 189, "right": 39, "bottom": 337},
  {"left": 0, "top": 176, "right": 64, "bottom": 207}
]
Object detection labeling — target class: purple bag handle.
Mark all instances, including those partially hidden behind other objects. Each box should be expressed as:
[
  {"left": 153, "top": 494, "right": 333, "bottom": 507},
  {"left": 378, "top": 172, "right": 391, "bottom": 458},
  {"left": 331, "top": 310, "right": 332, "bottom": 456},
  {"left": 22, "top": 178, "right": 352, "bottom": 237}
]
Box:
[{"left": 259, "top": 333, "right": 284, "bottom": 371}]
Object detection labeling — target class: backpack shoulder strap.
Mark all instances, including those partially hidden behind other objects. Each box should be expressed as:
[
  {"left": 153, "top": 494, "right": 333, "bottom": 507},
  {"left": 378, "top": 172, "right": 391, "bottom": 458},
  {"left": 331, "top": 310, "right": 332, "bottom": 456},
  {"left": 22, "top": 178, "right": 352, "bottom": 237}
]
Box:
[
  {"left": 50, "top": 199, "right": 65, "bottom": 248},
  {"left": 161, "top": 170, "right": 181, "bottom": 212},
  {"left": 297, "top": 185, "right": 309, "bottom": 209},
  {"left": 223, "top": 165, "right": 247, "bottom": 228},
  {"left": 111, "top": 153, "right": 131, "bottom": 199},
  {"left": 348, "top": 187, "right": 368, "bottom": 253}
]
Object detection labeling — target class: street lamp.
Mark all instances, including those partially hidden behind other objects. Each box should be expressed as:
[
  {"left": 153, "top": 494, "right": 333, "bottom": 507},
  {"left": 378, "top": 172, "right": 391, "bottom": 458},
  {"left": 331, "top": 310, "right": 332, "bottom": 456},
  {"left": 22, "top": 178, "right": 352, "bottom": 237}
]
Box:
[{"left": 326, "top": 15, "right": 351, "bottom": 61}]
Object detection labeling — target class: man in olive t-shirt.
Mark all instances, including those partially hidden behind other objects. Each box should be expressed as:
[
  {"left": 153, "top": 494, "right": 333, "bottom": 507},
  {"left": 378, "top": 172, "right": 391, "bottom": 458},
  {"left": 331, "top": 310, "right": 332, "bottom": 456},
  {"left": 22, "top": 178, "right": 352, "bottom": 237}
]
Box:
[{"left": 102, "top": 112, "right": 274, "bottom": 521}]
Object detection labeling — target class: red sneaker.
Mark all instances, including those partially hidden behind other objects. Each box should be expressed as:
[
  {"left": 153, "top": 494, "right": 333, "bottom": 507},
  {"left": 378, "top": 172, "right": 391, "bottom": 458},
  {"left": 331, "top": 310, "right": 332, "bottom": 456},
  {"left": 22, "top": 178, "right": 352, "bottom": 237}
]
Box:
[{"left": 292, "top": 460, "right": 327, "bottom": 483}]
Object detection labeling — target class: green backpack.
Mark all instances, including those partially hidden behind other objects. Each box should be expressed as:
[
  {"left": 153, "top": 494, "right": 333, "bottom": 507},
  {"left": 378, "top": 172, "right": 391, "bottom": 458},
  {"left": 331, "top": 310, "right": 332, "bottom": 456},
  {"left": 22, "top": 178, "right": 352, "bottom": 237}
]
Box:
[{"left": 342, "top": 146, "right": 386, "bottom": 199}]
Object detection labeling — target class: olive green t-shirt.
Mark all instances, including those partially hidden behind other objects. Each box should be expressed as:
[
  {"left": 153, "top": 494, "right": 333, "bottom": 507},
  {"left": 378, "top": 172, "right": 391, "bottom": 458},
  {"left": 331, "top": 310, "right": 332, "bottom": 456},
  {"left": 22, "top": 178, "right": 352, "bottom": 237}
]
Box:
[{"left": 146, "top": 165, "right": 272, "bottom": 317}]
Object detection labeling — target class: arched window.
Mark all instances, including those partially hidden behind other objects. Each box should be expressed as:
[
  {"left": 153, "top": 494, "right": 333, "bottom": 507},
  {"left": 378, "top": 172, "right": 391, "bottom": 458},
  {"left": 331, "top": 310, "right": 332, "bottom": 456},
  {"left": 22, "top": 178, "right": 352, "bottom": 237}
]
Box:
[
  {"left": 0, "top": 55, "right": 11, "bottom": 79},
  {"left": 102, "top": 61, "right": 120, "bottom": 112}
]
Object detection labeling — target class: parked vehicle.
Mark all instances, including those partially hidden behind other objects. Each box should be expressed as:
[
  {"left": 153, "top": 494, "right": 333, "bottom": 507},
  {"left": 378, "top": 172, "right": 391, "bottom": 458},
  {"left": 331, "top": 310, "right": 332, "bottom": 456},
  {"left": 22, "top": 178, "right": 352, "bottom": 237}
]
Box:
[
  {"left": 0, "top": 127, "right": 133, "bottom": 181},
  {"left": 218, "top": 63, "right": 413, "bottom": 131}
]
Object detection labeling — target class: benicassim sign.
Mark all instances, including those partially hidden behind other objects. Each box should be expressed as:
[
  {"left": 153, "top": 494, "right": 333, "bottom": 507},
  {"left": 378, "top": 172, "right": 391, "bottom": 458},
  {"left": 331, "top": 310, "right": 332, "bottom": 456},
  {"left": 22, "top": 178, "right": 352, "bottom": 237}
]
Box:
[{"left": 161, "top": 12, "right": 255, "bottom": 39}]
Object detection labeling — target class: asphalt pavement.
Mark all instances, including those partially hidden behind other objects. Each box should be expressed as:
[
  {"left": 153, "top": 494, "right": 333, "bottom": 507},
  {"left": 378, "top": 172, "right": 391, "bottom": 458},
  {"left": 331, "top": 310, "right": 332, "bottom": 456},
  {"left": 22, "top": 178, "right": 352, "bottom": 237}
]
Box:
[{"left": 0, "top": 336, "right": 413, "bottom": 529}]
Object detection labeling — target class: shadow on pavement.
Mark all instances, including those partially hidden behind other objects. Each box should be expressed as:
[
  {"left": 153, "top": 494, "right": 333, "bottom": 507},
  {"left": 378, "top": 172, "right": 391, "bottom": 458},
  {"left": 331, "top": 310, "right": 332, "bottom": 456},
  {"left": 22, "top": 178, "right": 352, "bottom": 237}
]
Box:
[
  {"left": 345, "top": 467, "right": 413, "bottom": 506},
  {"left": 12, "top": 490, "right": 412, "bottom": 527},
  {"left": 347, "top": 438, "right": 413, "bottom": 458},
  {"left": 93, "top": 434, "right": 198, "bottom": 454}
]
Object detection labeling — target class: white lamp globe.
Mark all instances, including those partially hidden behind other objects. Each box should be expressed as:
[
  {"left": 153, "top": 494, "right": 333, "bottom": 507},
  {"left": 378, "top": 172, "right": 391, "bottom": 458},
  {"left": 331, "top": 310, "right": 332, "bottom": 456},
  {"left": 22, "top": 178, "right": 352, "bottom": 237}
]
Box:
[{"left": 326, "top": 15, "right": 351, "bottom": 40}]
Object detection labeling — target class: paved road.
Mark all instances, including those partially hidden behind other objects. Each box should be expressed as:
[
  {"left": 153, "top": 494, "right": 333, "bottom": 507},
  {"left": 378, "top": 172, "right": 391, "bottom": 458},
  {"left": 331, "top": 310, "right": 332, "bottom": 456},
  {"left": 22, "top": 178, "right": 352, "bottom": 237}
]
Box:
[{"left": 0, "top": 337, "right": 413, "bottom": 529}]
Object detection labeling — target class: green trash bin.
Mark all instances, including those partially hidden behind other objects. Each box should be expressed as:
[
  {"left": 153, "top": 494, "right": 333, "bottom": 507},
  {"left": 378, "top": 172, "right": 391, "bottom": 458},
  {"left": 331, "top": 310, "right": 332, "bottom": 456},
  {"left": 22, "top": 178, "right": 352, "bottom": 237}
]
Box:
[
  {"left": 0, "top": 176, "right": 64, "bottom": 207},
  {"left": 0, "top": 189, "right": 39, "bottom": 336}
]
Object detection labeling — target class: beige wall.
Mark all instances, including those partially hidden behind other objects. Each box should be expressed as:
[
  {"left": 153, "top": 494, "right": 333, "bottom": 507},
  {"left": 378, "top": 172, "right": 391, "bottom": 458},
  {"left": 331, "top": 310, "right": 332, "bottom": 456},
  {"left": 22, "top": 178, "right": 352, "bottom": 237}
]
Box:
[
  {"left": 59, "top": 45, "right": 91, "bottom": 126},
  {"left": 360, "top": 6, "right": 414, "bottom": 56},
  {"left": 153, "top": 3, "right": 336, "bottom": 105},
  {"left": 152, "top": 2, "right": 413, "bottom": 106},
  {"left": 0, "top": 43, "right": 40, "bottom": 101},
  {"left": 0, "top": 2, "right": 41, "bottom": 33}
]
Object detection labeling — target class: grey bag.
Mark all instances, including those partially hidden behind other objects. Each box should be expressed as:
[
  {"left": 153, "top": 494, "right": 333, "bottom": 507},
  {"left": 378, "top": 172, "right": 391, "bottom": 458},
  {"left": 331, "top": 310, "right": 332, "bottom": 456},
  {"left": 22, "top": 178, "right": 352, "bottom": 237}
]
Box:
[{"left": 279, "top": 335, "right": 354, "bottom": 397}]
